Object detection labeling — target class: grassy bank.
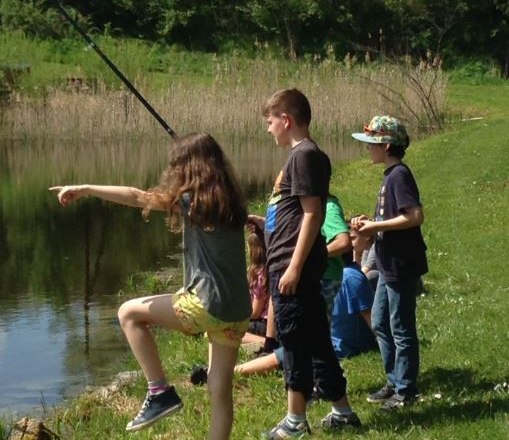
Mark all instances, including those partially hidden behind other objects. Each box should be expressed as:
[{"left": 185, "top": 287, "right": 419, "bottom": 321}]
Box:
[{"left": 2, "top": 81, "right": 508, "bottom": 439}]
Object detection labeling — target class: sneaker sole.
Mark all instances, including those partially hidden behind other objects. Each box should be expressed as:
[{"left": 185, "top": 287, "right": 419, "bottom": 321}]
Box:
[
  {"left": 263, "top": 431, "right": 309, "bottom": 439},
  {"left": 126, "top": 402, "right": 183, "bottom": 432},
  {"left": 262, "top": 423, "right": 311, "bottom": 439},
  {"left": 380, "top": 396, "right": 417, "bottom": 411},
  {"left": 321, "top": 415, "right": 362, "bottom": 430}
]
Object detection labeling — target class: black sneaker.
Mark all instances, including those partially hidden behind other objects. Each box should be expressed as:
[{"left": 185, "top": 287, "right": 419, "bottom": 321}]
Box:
[
  {"left": 380, "top": 393, "right": 416, "bottom": 411},
  {"left": 190, "top": 364, "right": 208, "bottom": 386},
  {"left": 126, "top": 387, "right": 183, "bottom": 432},
  {"left": 367, "top": 384, "right": 395, "bottom": 403},
  {"left": 263, "top": 417, "right": 311, "bottom": 439},
  {"left": 321, "top": 411, "right": 362, "bottom": 430}
]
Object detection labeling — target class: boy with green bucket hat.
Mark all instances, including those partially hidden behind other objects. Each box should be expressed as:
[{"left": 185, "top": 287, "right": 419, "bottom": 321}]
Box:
[{"left": 351, "top": 115, "right": 428, "bottom": 410}]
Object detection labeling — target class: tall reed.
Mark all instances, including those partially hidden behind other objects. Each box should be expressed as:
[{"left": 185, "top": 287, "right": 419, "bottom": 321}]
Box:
[{"left": 1, "top": 55, "right": 447, "bottom": 142}]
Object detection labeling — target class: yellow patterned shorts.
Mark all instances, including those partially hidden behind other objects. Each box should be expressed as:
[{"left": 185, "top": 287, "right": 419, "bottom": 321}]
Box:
[{"left": 171, "top": 290, "right": 249, "bottom": 348}]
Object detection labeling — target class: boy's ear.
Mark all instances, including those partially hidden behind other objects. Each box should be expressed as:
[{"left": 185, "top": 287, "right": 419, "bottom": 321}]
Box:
[{"left": 281, "top": 113, "right": 291, "bottom": 129}]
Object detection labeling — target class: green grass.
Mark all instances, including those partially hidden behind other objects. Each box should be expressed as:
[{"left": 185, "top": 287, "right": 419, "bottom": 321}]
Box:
[
  {"left": 0, "top": 32, "right": 306, "bottom": 94},
  {"left": 0, "top": 32, "right": 231, "bottom": 93},
  {"left": 2, "top": 81, "right": 508, "bottom": 438},
  {"left": 329, "top": 81, "right": 509, "bottom": 439}
]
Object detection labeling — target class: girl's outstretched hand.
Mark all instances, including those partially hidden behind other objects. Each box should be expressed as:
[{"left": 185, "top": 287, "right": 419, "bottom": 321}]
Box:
[{"left": 49, "top": 185, "right": 89, "bottom": 207}]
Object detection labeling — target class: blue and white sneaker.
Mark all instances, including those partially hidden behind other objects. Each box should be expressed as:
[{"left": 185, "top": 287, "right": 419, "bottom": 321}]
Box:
[
  {"left": 126, "top": 386, "right": 183, "bottom": 432},
  {"left": 263, "top": 417, "right": 311, "bottom": 439}
]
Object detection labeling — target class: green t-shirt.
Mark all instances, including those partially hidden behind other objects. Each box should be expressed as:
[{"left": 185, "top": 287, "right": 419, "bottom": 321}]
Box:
[{"left": 321, "top": 195, "right": 349, "bottom": 281}]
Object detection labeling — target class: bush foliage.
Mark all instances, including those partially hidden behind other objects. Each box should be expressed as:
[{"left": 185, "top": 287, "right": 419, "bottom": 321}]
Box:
[{"left": 0, "top": 0, "right": 508, "bottom": 77}]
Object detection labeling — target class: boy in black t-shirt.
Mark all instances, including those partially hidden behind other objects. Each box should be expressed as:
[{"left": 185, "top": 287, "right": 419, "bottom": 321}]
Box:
[
  {"left": 258, "top": 88, "right": 360, "bottom": 438},
  {"left": 351, "top": 115, "right": 428, "bottom": 411}
]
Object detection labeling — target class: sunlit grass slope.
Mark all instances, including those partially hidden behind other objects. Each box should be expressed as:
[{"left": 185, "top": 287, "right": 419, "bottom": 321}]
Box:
[{"left": 2, "top": 82, "right": 507, "bottom": 439}]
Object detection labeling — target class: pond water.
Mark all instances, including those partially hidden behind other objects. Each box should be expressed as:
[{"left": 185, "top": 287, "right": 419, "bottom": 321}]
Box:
[{"left": 0, "top": 133, "right": 360, "bottom": 418}]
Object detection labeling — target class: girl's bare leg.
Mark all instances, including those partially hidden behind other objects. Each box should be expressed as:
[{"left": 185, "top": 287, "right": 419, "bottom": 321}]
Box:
[
  {"left": 118, "top": 294, "right": 186, "bottom": 381},
  {"left": 207, "top": 341, "right": 238, "bottom": 440}
]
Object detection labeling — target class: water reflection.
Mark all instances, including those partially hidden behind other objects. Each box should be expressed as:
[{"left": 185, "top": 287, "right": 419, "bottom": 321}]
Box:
[
  {"left": 0, "top": 185, "right": 180, "bottom": 416},
  {"left": 0, "top": 294, "right": 123, "bottom": 415},
  {"left": 0, "top": 134, "right": 361, "bottom": 417}
]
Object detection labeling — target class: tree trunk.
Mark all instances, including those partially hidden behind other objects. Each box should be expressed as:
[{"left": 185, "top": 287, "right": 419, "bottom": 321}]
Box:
[{"left": 283, "top": 18, "right": 298, "bottom": 60}]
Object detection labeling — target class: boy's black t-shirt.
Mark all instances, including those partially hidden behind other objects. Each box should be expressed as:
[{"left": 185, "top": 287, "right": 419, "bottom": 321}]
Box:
[
  {"left": 264, "top": 139, "right": 331, "bottom": 274},
  {"left": 374, "top": 163, "right": 428, "bottom": 281}
]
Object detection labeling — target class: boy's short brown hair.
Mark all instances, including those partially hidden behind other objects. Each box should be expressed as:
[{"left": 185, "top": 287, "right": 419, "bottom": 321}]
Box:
[{"left": 262, "top": 88, "right": 311, "bottom": 127}]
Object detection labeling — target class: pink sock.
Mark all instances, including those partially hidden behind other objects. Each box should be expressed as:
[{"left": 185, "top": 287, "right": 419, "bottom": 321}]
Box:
[{"left": 148, "top": 379, "right": 170, "bottom": 395}]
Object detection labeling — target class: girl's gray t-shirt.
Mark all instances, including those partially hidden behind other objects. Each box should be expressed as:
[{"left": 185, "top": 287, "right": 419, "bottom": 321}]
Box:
[{"left": 181, "top": 196, "right": 252, "bottom": 322}]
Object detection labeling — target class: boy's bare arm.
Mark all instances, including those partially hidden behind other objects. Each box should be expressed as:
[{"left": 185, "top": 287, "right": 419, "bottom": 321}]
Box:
[
  {"left": 327, "top": 232, "right": 352, "bottom": 258},
  {"left": 278, "top": 196, "right": 323, "bottom": 295},
  {"left": 356, "top": 206, "right": 424, "bottom": 235}
]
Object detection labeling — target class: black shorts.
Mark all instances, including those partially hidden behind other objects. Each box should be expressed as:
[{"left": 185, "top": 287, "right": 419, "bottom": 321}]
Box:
[{"left": 269, "top": 268, "right": 347, "bottom": 401}]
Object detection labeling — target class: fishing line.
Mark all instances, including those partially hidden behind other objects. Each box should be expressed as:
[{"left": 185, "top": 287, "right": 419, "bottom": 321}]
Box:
[{"left": 54, "top": 1, "right": 178, "bottom": 140}]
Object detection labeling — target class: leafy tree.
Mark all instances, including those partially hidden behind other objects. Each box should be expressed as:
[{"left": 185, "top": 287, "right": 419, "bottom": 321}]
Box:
[
  {"left": 328, "top": 0, "right": 390, "bottom": 59},
  {"left": 241, "top": 0, "right": 332, "bottom": 59},
  {"left": 59, "top": 0, "right": 168, "bottom": 39},
  {"left": 0, "top": 0, "right": 507, "bottom": 76},
  {"left": 0, "top": 0, "right": 69, "bottom": 37},
  {"left": 62, "top": 0, "right": 249, "bottom": 51},
  {"left": 154, "top": 1, "right": 248, "bottom": 51},
  {"left": 494, "top": 0, "right": 509, "bottom": 77},
  {"left": 492, "top": 0, "right": 507, "bottom": 75},
  {"left": 380, "top": 0, "right": 467, "bottom": 57}
]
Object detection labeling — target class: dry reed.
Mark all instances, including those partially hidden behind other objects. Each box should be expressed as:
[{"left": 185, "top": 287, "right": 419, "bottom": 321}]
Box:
[{"left": 1, "top": 58, "right": 447, "bottom": 141}]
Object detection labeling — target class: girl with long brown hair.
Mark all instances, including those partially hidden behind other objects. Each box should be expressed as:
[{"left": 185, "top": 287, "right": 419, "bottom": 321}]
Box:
[{"left": 50, "top": 133, "right": 251, "bottom": 440}]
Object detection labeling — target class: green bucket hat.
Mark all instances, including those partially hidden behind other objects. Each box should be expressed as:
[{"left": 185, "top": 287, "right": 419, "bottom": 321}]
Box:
[{"left": 352, "top": 115, "right": 410, "bottom": 148}]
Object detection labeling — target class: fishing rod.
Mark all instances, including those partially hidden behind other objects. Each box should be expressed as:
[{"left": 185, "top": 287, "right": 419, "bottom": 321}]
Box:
[{"left": 54, "top": 1, "right": 178, "bottom": 140}]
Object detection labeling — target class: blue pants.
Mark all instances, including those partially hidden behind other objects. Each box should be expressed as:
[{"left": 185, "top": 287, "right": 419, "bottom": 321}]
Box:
[
  {"left": 371, "top": 272, "right": 420, "bottom": 396},
  {"left": 269, "top": 269, "right": 346, "bottom": 402}
]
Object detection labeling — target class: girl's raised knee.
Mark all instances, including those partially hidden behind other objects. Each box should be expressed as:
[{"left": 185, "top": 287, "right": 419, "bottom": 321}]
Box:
[{"left": 117, "top": 300, "right": 134, "bottom": 327}]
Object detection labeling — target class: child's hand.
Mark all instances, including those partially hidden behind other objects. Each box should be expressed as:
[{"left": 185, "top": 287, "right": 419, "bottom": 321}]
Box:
[
  {"left": 350, "top": 215, "right": 369, "bottom": 231},
  {"left": 278, "top": 266, "right": 300, "bottom": 295},
  {"left": 49, "top": 185, "right": 89, "bottom": 207},
  {"left": 356, "top": 219, "right": 377, "bottom": 235}
]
